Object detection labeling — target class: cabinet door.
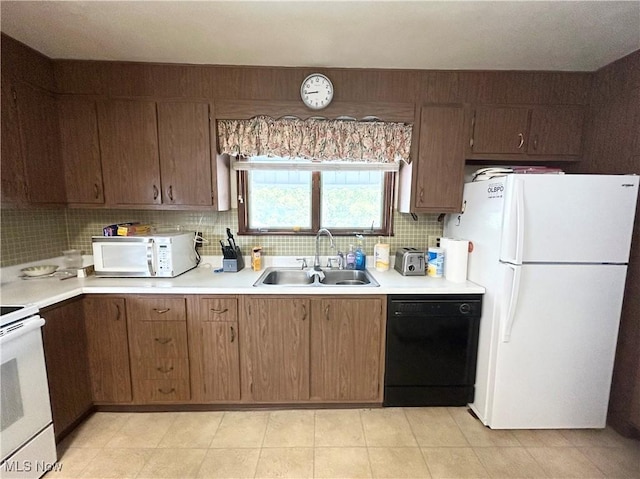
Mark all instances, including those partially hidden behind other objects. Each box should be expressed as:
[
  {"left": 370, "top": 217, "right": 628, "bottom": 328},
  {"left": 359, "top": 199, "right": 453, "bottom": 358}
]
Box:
[
  {"left": 528, "top": 106, "right": 585, "bottom": 156},
  {"left": 59, "top": 98, "right": 104, "bottom": 204},
  {"left": 97, "top": 100, "right": 161, "bottom": 205},
  {"left": 14, "top": 81, "right": 66, "bottom": 204},
  {"left": 413, "top": 105, "right": 467, "bottom": 212},
  {"left": 157, "top": 101, "right": 214, "bottom": 206},
  {"left": 42, "top": 298, "right": 93, "bottom": 438},
  {"left": 240, "top": 297, "right": 310, "bottom": 402},
  {"left": 83, "top": 297, "right": 132, "bottom": 403},
  {"left": 1, "top": 74, "right": 28, "bottom": 204},
  {"left": 190, "top": 298, "right": 240, "bottom": 402},
  {"left": 310, "top": 297, "right": 384, "bottom": 402},
  {"left": 472, "top": 106, "right": 530, "bottom": 154}
]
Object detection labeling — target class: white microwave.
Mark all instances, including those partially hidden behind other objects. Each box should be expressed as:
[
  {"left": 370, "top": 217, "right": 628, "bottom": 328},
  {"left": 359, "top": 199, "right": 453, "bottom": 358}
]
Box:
[{"left": 92, "top": 232, "right": 198, "bottom": 277}]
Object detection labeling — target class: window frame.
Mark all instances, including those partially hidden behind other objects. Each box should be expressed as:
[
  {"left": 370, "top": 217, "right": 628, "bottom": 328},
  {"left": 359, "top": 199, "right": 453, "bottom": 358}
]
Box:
[{"left": 237, "top": 170, "right": 394, "bottom": 236}]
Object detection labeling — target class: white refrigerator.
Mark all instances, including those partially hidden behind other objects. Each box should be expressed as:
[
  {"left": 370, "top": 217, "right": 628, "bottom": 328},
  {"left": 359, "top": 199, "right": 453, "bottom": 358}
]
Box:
[{"left": 444, "top": 174, "right": 639, "bottom": 429}]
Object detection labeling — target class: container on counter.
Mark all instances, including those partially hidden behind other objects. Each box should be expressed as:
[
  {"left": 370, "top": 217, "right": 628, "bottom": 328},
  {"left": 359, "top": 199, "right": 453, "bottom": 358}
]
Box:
[
  {"left": 374, "top": 240, "right": 390, "bottom": 272},
  {"left": 427, "top": 247, "right": 444, "bottom": 277},
  {"left": 251, "top": 246, "right": 262, "bottom": 271}
]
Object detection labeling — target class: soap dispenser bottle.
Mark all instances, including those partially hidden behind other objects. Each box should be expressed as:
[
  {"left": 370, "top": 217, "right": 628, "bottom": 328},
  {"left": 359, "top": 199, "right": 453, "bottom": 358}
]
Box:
[
  {"left": 346, "top": 244, "right": 356, "bottom": 270},
  {"left": 355, "top": 234, "right": 366, "bottom": 270}
]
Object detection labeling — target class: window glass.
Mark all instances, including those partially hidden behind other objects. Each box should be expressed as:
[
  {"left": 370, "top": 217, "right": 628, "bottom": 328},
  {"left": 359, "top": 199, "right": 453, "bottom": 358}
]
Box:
[
  {"left": 247, "top": 170, "right": 312, "bottom": 229},
  {"left": 321, "top": 171, "right": 384, "bottom": 229}
]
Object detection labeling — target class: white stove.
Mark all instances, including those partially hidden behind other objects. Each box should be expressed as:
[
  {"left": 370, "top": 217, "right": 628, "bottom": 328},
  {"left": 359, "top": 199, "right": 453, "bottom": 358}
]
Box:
[{"left": 0, "top": 303, "right": 57, "bottom": 478}]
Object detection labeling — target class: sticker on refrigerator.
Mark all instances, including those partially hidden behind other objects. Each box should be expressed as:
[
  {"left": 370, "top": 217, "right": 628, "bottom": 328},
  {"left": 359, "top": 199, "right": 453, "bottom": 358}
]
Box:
[{"left": 487, "top": 183, "right": 504, "bottom": 199}]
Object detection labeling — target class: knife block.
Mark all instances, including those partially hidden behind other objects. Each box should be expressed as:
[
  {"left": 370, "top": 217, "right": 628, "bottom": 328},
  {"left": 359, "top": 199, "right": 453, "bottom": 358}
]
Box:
[{"left": 223, "top": 248, "right": 244, "bottom": 272}]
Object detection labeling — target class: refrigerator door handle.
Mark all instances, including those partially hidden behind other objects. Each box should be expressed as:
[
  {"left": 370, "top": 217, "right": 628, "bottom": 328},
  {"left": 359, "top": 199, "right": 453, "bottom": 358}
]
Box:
[
  {"left": 502, "top": 263, "right": 522, "bottom": 342},
  {"left": 514, "top": 179, "right": 525, "bottom": 264},
  {"left": 502, "top": 178, "right": 525, "bottom": 264}
]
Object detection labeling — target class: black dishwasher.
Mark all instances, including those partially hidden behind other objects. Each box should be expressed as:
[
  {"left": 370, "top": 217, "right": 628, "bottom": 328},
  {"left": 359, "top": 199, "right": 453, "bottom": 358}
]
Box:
[{"left": 384, "top": 294, "right": 482, "bottom": 407}]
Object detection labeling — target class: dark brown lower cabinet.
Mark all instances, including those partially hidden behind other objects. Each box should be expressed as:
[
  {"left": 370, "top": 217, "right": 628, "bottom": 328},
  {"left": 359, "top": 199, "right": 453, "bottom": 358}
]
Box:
[
  {"left": 189, "top": 297, "right": 241, "bottom": 402},
  {"left": 83, "top": 296, "right": 132, "bottom": 403},
  {"left": 41, "top": 298, "right": 93, "bottom": 439},
  {"left": 310, "top": 297, "right": 385, "bottom": 402}
]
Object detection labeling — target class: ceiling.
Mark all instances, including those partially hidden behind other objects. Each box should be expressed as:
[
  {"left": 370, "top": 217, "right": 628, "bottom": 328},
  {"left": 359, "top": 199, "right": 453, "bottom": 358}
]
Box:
[{"left": 1, "top": 1, "right": 639, "bottom": 72}]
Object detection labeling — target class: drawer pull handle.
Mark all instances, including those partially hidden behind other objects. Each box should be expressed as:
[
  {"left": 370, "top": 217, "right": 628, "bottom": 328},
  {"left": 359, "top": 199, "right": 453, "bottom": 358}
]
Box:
[
  {"left": 154, "top": 337, "right": 172, "bottom": 345},
  {"left": 154, "top": 308, "right": 171, "bottom": 314},
  {"left": 324, "top": 304, "right": 330, "bottom": 320},
  {"left": 517, "top": 133, "right": 524, "bottom": 149},
  {"left": 115, "top": 304, "right": 121, "bottom": 321},
  {"left": 230, "top": 325, "right": 235, "bottom": 343},
  {"left": 211, "top": 308, "right": 229, "bottom": 314},
  {"left": 157, "top": 387, "right": 175, "bottom": 395},
  {"left": 157, "top": 366, "right": 174, "bottom": 374}
]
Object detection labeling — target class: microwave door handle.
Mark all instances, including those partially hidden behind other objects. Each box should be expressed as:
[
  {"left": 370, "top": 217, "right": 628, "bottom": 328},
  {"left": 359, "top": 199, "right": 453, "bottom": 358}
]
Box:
[{"left": 147, "top": 239, "right": 156, "bottom": 276}]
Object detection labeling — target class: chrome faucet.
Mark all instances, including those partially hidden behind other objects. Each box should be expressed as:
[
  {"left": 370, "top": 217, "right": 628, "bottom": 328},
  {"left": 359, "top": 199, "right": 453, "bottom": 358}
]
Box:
[{"left": 314, "top": 228, "right": 335, "bottom": 271}]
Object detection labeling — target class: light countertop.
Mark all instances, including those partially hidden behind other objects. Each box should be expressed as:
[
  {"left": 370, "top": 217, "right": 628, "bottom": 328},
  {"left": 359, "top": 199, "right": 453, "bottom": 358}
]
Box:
[{"left": 0, "top": 256, "right": 484, "bottom": 310}]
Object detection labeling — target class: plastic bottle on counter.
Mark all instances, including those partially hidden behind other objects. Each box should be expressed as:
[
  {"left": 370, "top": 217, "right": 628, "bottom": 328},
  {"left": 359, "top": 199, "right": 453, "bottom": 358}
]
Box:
[
  {"left": 345, "top": 244, "right": 356, "bottom": 270},
  {"left": 355, "top": 234, "right": 366, "bottom": 270},
  {"left": 374, "top": 237, "right": 390, "bottom": 272}
]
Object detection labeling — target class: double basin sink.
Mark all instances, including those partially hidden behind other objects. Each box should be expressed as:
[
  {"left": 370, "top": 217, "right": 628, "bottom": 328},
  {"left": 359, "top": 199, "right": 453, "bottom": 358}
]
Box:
[{"left": 254, "top": 267, "right": 379, "bottom": 287}]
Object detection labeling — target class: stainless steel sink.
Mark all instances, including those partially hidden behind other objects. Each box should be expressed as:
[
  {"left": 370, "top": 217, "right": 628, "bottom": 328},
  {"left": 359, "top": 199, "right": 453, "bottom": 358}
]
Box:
[
  {"left": 257, "top": 269, "right": 314, "bottom": 286},
  {"left": 320, "top": 270, "right": 375, "bottom": 286},
  {"left": 253, "top": 267, "right": 379, "bottom": 287}
]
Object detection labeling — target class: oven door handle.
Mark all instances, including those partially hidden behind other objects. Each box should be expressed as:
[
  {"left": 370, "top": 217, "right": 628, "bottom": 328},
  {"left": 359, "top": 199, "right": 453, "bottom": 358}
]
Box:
[{"left": 0, "top": 316, "right": 45, "bottom": 346}]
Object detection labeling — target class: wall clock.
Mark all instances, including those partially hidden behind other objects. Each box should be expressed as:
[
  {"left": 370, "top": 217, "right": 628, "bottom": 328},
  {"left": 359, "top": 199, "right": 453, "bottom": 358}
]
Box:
[{"left": 300, "top": 73, "right": 334, "bottom": 110}]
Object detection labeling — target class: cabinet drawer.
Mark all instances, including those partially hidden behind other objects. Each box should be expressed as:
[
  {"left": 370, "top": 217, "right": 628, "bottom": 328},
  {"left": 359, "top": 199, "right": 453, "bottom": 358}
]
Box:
[
  {"left": 137, "top": 379, "right": 190, "bottom": 402},
  {"left": 202, "top": 298, "right": 237, "bottom": 322},
  {"left": 130, "top": 321, "right": 188, "bottom": 358},
  {"left": 133, "top": 357, "right": 189, "bottom": 380},
  {"left": 127, "top": 297, "right": 186, "bottom": 322}
]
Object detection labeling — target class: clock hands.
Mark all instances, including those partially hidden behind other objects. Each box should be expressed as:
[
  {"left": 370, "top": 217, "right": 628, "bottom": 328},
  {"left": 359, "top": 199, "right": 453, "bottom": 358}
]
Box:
[{"left": 305, "top": 91, "right": 319, "bottom": 94}]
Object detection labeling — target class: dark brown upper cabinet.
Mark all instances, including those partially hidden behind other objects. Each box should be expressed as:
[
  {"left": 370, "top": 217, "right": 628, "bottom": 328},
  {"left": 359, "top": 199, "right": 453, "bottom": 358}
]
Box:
[
  {"left": 469, "top": 105, "right": 585, "bottom": 160},
  {"left": 96, "top": 99, "right": 217, "bottom": 208},
  {"left": 1, "top": 78, "right": 66, "bottom": 205},
  {"left": 410, "top": 104, "right": 468, "bottom": 213},
  {"left": 98, "top": 99, "right": 162, "bottom": 206},
  {"left": 58, "top": 97, "right": 105, "bottom": 204},
  {"left": 157, "top": 101, "right": 215, "bottom": 207}
]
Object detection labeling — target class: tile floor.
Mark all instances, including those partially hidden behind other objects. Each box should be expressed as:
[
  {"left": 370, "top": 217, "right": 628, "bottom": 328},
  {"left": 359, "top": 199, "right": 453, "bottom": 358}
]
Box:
[{"left": 45, "top": 407, "right": 640, "bottom": 479}]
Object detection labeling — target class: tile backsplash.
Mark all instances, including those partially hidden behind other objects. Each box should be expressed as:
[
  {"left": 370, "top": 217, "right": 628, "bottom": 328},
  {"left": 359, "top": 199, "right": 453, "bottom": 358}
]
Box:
[
  {"left": 1, "top": 208, "right": 443, "bottom": 267},
  {"left": 1, "top": 208, "right": 68, "bottom": 267}
]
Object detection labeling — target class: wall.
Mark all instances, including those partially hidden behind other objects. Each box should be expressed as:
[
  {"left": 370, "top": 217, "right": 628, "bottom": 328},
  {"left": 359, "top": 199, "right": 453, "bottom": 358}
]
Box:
[
  {"left": 576, "top": 50, "right": 640, "bottom": 438},
  {"left": 0, "top": 207, "right": 442, "bottom": 267}
]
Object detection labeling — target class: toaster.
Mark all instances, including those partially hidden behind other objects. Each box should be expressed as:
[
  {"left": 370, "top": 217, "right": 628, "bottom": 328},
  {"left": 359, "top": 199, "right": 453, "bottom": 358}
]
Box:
[{"left": 394, "top": 247, "right": 426, "bottom": 276}]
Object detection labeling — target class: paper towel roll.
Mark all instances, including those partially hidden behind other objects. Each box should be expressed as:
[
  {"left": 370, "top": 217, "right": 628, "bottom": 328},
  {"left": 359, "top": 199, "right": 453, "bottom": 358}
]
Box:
[{"left": 443, "top": 238, "right": 469, "bottom": 283}]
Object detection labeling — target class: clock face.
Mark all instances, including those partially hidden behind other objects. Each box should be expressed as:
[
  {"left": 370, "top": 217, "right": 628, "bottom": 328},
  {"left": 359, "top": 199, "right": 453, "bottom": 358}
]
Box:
[{"left": 300, "top": 74, "right": 334, "bottom": 110}]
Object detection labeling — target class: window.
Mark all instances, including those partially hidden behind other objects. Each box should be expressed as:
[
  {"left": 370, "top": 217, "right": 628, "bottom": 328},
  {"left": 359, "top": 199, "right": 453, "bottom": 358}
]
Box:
[{"left": 238, "top": 167, "right": 393, "bottom": 236}]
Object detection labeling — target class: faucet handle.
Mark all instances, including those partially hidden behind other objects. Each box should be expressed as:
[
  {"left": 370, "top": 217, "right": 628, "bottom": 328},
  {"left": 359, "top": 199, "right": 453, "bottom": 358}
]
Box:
[
  {"left": 296, "top": 257, "right": 308, "bottom": 269},
  {"left": 326, "top": 257, "right": 337, "bottom": 268}
]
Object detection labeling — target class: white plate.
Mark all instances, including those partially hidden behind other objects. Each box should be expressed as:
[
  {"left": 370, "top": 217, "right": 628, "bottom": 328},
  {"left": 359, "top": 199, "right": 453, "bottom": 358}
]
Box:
[{"left": 21, "top": 265, "right": 58, "bottom": 277}]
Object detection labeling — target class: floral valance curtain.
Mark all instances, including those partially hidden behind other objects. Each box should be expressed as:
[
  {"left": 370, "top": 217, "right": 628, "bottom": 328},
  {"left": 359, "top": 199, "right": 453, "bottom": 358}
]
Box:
[{"left": 217, "top": 115, "right": 413, "bottom": 163}]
